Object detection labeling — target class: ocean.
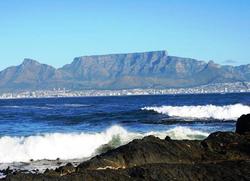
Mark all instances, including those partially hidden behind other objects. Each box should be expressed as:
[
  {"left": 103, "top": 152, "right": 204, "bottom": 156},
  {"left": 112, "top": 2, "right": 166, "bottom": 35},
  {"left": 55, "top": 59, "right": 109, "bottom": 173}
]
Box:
[{"left": 0, "top": 93, "right": 250, "bottom": 172}]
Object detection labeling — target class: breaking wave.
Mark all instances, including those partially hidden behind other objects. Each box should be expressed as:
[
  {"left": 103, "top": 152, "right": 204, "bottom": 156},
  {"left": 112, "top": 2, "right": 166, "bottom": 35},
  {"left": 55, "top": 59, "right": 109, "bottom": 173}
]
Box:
[
  {"left": 142, "top": 104, "right": 250, "bottom": 120},
  {"left": 0, "top": 125, "right": 208, "bottom": 163}
]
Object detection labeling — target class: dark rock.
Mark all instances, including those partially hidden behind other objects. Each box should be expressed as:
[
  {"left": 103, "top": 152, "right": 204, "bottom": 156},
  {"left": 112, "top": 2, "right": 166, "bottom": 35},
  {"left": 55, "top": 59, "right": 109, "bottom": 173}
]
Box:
[
  {"left": 55, "top": 163, "right": 75, "bottom": 176},
  {"left": 76, "top": 135, "right": 202, "bottom": 172},
  {"left": 236, "top": 114, "right": 250, "bottom": 134},
  {"left": 201, "top": 131, "right": 250, "bottom": 160},
  {"left": 76, "top": 132, "right": 250, "bottom": 173},
  {"left": 3, "top": 161, "right": 250, "bottom": 181},
  {"left": 1, "top": 167, "right": 12, "bottom": 175},
  {"left": 164, "top": 136, "right": 171, "bottom": 141},
  {"left": 2, "top": 125, "right": 250, "bottom": 181}
]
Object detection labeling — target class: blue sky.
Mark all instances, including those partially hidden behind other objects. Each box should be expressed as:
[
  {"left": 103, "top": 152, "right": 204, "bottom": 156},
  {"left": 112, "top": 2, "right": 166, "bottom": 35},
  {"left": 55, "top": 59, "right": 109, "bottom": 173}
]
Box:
[{"left": 0, "top": 0, "right": 249, "bottom": 70}]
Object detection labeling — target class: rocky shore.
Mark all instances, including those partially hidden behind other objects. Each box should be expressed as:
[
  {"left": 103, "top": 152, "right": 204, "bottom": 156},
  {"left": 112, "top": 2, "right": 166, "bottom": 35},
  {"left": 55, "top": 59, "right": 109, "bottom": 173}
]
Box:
[{"left": 1, "top": 114, "right": 250, "bottom": 181}]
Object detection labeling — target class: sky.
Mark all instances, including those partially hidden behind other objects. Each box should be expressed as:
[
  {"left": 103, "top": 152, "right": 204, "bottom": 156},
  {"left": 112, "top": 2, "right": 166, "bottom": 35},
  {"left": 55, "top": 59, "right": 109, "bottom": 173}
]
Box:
[{"left": 0, "top": 0, "right": 249, "bottom": 70}]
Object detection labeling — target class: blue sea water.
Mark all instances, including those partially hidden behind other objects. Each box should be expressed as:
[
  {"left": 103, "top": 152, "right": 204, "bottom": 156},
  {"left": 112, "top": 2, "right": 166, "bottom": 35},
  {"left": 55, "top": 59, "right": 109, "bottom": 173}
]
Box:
[
  {"left": 0, "top": 93, "right": 249, "bottom": 136},
  {"left": 0, "top": 93, "right": 249, "bottom": 169}
]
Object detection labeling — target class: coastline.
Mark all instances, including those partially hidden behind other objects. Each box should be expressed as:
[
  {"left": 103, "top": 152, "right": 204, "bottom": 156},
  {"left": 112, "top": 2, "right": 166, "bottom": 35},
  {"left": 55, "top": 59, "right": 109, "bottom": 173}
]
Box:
[
  {"left": 1, "top": 114, "right": 250, "bottom": 181},
  {"left": 1, "top": 82, "right": 250, "bottom": 100}
]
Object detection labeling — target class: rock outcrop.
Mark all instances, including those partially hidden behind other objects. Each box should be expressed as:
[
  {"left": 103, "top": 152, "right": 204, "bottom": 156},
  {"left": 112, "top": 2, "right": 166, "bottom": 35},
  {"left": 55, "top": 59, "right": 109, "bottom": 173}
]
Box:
[
  {"left": 236, "top": 114, "right": 250, "bottom": 134},
  {"left": 2, "top": 115, "right": 250, "bottom": 180},
  {"left": 3, "top": 133, "right": 250, "bottom": 180}
]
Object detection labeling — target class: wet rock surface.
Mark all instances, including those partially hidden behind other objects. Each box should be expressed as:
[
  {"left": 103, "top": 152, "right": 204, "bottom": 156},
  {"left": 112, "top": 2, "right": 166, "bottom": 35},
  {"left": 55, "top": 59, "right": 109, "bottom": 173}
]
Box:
[
  {"left": 236, "top": 114, "right": 250, "bottom": 134},
  {"left": 2, "top": 115, "right": 250, "bottom": 181}
]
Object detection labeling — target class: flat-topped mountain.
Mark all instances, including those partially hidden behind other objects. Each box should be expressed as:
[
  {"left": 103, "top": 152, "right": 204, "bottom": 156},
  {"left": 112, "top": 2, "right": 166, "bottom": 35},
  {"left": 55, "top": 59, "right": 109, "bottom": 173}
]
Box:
[{"left": 0, "top": 51, "right": 250, "bottom": 92}]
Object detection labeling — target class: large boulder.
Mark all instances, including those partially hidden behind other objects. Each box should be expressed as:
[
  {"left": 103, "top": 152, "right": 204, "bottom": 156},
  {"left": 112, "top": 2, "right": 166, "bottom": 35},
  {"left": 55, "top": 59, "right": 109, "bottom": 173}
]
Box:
[{"left": 236, "top": 114, "right": 250, "bottom": 134}]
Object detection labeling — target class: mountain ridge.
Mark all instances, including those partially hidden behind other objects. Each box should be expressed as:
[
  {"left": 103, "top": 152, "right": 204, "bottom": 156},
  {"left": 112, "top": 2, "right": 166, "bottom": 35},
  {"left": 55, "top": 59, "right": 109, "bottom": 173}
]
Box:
[{"left": 0, "top": 50, "right": 249, "bottom": 92}]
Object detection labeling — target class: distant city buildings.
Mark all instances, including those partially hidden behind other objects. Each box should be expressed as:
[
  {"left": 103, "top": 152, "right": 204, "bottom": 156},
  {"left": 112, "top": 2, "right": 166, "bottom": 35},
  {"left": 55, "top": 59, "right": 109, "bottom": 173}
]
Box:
[{"left": 0, "top": 82, "right": 249, "bottom": 99}]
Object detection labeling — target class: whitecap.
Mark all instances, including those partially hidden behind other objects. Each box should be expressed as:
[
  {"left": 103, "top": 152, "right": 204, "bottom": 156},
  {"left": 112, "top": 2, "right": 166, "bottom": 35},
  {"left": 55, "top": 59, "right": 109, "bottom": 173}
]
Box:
[
  {"left": 142, "top": 104, "right": 250, "bottom": 120},
  {"left": 0, "top": 125, "right": 208, "bottom": 163}
]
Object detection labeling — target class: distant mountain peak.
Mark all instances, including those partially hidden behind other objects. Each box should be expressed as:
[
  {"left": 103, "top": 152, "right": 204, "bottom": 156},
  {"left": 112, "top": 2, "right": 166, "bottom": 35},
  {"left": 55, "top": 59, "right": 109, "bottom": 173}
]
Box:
[
  {"left": 22, "top": 58, "right": 40, "bottom": 66},
  {"left": 207, "top": 60, "right": 221, "bottom": 68}
]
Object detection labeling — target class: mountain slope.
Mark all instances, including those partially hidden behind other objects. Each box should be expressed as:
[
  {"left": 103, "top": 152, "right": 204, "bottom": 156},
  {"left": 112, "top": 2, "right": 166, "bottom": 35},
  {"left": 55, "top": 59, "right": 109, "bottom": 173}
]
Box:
[
  {"left": 0, "top": 59, "right": 56, "bottom": 92},
  {"left": 0, "top": 51, "right": 249, "bottom": 92}
]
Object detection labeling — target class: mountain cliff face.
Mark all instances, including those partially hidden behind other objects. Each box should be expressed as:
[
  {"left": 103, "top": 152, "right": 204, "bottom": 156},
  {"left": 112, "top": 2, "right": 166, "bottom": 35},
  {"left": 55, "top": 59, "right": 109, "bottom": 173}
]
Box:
[{"left": 0, "top": 51, "right": 249, "bottom": 92}]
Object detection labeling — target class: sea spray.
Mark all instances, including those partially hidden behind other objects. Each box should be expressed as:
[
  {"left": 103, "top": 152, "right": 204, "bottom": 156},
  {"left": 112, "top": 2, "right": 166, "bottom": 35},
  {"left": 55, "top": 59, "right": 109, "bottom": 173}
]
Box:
[
  {"left": 0, "top": 125, "right": 208, "bottom": 163},
  {"left": 142, "top": 104, "right": 250, "bottom": 120}
]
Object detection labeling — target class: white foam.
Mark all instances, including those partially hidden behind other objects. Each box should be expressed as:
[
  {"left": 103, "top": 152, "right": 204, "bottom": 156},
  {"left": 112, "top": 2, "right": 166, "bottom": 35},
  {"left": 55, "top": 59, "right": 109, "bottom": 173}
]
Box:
[
  {"left": 0, "top": 125, "right": 208, "bottom": 163},
  {"left": 146, "top": 127, "right": 209, "bottom": 140},
  {"left": 142, "top": 104, "right": 250, "bottom": 120}
]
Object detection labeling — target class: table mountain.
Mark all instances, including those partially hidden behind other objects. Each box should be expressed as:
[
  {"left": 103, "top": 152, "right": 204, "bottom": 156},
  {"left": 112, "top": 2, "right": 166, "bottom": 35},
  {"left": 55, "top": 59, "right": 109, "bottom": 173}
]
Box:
[{"left": 0, "top": 50, "right": 249, "bottom": 92}]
